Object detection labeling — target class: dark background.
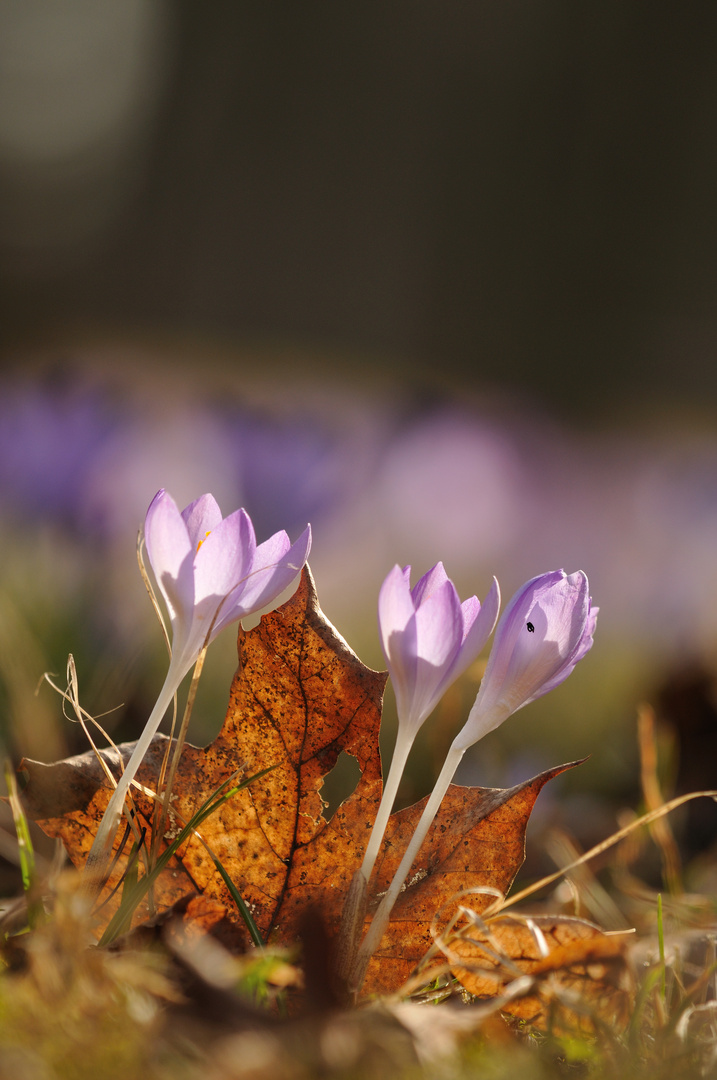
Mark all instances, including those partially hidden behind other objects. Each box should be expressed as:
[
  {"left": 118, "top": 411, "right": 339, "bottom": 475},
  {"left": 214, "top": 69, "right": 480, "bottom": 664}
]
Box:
[{"left": 2, "top": 3, "right": 717, "bottom": 414}]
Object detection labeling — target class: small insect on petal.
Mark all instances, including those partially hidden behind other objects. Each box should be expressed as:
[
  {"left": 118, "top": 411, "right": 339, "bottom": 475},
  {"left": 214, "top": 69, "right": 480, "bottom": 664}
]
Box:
[{"left": 527, "top": 621, "right": 535, "bottom": 632}]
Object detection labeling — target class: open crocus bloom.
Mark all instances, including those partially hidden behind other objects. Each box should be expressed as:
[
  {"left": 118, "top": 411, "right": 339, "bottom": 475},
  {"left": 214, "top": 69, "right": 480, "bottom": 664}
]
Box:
[
  {"left": 359, "top": 563, "right": 499, "bottom": 884},
  {"left": 145, "top": 490, "right": 313, "bottom": 673},
  {"left": 86, "top": 490, "right": 311, "bottom": 874},
  {"left": 453, "top": 569, "right": 597, "bottom": 750}
]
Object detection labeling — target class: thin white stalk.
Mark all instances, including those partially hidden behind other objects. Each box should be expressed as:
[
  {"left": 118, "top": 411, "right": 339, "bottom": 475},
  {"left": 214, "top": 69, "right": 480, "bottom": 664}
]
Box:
[
  {"left": 359, "top": 731, "right": 414, "bottom": 884},
  {"left": 84, "top": 656, "right": 192, "bottom": 884},
  {"left": 152, "top": 648, "right": 207, "bottom": 867},
  {"left": 337, "top": 730, "right": 415, "bottom": 985},
  {"left": 351, "top": 743, "right": 465, "bottom": 992}
]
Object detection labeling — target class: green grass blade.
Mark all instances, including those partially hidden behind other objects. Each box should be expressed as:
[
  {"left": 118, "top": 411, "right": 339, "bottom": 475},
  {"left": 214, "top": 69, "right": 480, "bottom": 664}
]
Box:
[
  {"left": 122, "top": 840, "right": 141, "bottom": 896},
  {"left": 202, "top": 846, "right": 264, "bottom": 948},
  {"left": 657, "top": 892, "right": 666, "bottom": 1002},
  {"left": 98, "top": 766, "right": 274, "bottom": 947},
  {"left": 5, "top": 762, "right": 42, "bottom": 928}
]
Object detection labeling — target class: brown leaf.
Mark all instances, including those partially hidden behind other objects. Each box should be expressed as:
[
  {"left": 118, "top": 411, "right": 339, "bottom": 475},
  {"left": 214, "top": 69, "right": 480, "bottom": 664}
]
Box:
[
  {"left": 446, "top": 914, "right": 634, "bottom": 1032},
  {"left": 22, "top": 567, "right": 387, "bottom": 943},
  {"left": 356, "top": 762, "right": 579, "bottom": 994},
  {"left": 21, "top": 566, "right": 580, "bottom": 996}
]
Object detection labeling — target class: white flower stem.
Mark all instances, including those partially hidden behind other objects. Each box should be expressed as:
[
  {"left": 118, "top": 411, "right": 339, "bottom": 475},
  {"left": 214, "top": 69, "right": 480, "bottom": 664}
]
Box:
[
  {"left": 351, "top": 743, "right": 465, "bottom": 993},
  {"left": 337, "top": 731, "right": 414, "bottom": 984},
  {"left": 153, "top": 648, "right": 207, "bottom": 863},
  {"left": 359, "top": 731, "right": 414, "bottom": 885},
  {"left": 84, "top": 657, "right": 190, "bottom": 888}
]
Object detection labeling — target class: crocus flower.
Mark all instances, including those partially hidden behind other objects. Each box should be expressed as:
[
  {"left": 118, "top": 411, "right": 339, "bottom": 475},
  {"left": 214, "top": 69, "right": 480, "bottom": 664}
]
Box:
[
  {"left": 378, "top": 563, "right": 501, "bottom": 739},
  {"left": 87, "top": 490, "right": 311, "bottom": 874},
  {"left": 452, "top": 569, "right": 597, "bottom": 749},
  {"left": 144, "top": 490, "right": 312, "bottom": 677},
  {"left": 352, "top": 568, "right": 596, "bottom": 991},
  {"left": 359, "top": 563, "right": 500, "bottom": 884}
]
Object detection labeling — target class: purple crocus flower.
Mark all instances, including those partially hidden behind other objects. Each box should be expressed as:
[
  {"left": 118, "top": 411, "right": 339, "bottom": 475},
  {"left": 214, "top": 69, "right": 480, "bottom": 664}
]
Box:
[
  {"left": 378, "top": 562, "right": 500, "bottom": 739},
  {"left": 359, "top": 563, "right": 499, "bottom": 884},
  {"left": 351, "top": 568, "right": 596, "bottom": 991},
  {"left": 87, "top": 490, "right": 311, "bottom": 873},
  {"left": 453, "top": 569, "right": 597, "bottom": 749},
  {"left": 144, "top": 489, "right": 312, "bottom": 676}
]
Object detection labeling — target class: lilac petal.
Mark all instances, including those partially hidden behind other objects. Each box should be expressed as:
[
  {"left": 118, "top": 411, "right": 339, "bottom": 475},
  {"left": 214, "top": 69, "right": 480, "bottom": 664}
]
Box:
[
  {"left": 533, "top": 600, "right": 598, "bottom": 699},
  {"left": 412, "top": 578, "right": 464, "bottom": 670},
  {"left": 381, "top": 564, "right": 464, "bottom": 731},
  {"left": 408, "top": 579, "right": 465, "bottom": 723},
  {"left": 470, "top": 570, "right": 591, "bottom": 728},
  {"left": 448, "top": 575, "right": 501, "bottom": 685},
  {"left": 410, "top": 561, "right": 450, "bottom": 607},
  {"left": 481, "top": 571, "right": 568, "bottom": 693},
  {"left": 493, "top": 571, "right": 588, "bottom": 708},
  {"left": 215, "top": 524, "right": 312, "bottom": 631},
  {"left": 379, "top": 563, "right": 497, "bottom": 736},
  {"left": 453, "top": 569, "right": 595, "bottom": 750},
  {"left": 579, "top": 604, "right": 599, "bottom": 659},
  {"left": 384, "top": 618, "right": 419, "bottom": 729},
  {"left": 378, "top": 566, "right": 420, "bottom": 722},
  {"left": 181, "top": 493, "right": 223, "bottom": 549},
  {"left": 193, "top": 507, "right": 256, "bottom": 601},
  {"left": 378, "top": 566, "right": 416, "bottom": 651},
  {"left": 460, "top": 594, "right": 481, "bottom": 630},
  {"left": 144, "top": 490, "right": 195, "bottom": 625}
]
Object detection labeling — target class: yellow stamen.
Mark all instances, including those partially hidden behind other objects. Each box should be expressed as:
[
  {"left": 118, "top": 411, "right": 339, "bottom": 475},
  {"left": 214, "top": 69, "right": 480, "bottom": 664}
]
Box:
[{"left": 196, "top": 530, "right": 211, "bottom": 552}]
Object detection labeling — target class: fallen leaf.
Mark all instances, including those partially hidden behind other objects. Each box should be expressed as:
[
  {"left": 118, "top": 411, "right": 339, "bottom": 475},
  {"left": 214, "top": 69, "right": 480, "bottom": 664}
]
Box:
[
  {"left": 445, "top": 914, "right": 634, "bottom": 1031},
  {"left": 356, "top": 762, "right": 579, "bottom": 994},
  {"left": 21, "top": 567, "right": 579, "bottom": 996}
]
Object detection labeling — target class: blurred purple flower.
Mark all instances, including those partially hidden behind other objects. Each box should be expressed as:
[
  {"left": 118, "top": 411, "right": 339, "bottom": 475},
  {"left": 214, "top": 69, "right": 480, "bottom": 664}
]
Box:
[
  {"left": 217, "top": 405, "right": 348, "bottom": 537},
  {"left": 377, "top": 411, "right": 525, "bottom": 568},
  {"left": 0, "top": 370, "right": 121, "bottom": 526},
  {"left": 453, "top": 569, "right": 597, "bottom": 749}
]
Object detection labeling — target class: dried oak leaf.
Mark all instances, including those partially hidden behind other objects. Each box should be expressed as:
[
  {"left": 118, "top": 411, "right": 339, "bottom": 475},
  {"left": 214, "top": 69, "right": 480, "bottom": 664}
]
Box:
[
  {"left": 21, "top": 567, "right": 580, "bottom": 996},
  {"left": 446, "top": 914, "right": 634, "bottom": 1032}
]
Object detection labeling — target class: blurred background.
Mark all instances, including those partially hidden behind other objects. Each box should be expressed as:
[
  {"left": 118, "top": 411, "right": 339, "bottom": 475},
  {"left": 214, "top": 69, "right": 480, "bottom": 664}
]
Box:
[{"left": 2, "top": 2, "right": 717, "bottom": 890}]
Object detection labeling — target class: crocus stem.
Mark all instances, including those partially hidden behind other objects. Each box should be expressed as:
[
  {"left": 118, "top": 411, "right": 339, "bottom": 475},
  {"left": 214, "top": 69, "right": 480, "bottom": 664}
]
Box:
[
  {"left": 153, "top": 648, "right": 207, "bottom": 867},
  {"left": 84, "top": 657, "right": 191, "bottom": 889},
  {"left": 359, "top": 732, "right": 414, "bottom": 885},
  {"left": 336, "top": 732, "right": 415, "bottom": 989},
  {"left": 351, "top": 743, "right": 465, "bottom": 993}
]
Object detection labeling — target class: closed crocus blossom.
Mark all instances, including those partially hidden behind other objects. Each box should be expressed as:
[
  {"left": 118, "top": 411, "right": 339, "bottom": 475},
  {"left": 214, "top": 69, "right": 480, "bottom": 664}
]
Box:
[
  {"left": 358, "top": 564, "right": 500, "bottom": 886},
  {"left": 379, "top": 562, "right": 501, "bottom": 739},
  {"left": 87, "top": 490, "right": 311, "bottom": 874},
  {"left": 453, "top": 569, "right": 597, "bottom": 750},
  {"left": 352, "top": 568, "right": 596, "bottom": 992}
]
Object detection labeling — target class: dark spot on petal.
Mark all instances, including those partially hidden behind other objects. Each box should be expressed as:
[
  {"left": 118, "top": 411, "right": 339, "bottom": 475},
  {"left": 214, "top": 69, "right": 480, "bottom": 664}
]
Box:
[{"left": 527, "top": 621, "right": 535, "bottom": 633}]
